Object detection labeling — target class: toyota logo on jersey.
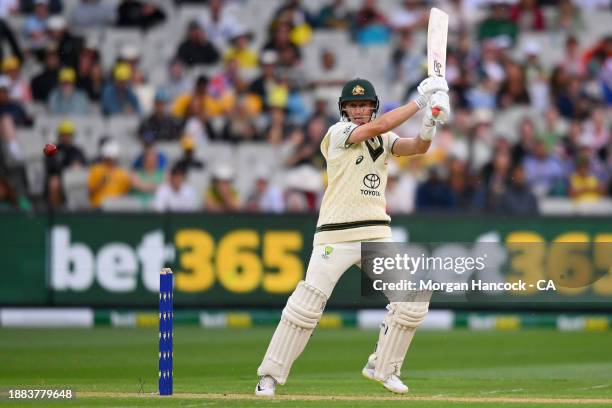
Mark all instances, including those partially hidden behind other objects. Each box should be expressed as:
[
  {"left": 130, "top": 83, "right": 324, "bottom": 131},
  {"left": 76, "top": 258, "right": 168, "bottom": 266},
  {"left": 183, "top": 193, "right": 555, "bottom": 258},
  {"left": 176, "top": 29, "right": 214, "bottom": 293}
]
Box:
[{"left": 363, "top": 173, "right": 381, "bottom": 189}]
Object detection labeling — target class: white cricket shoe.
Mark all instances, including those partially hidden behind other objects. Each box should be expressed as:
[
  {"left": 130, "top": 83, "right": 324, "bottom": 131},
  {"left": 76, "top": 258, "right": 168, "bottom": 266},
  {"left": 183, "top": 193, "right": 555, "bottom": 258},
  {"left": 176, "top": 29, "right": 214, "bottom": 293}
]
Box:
[
  {"left": 362, "top": 354, "right": 409, "bottom": 394},
  {"left": 255, "top": 375, "right": 276, "bottom": 397}
]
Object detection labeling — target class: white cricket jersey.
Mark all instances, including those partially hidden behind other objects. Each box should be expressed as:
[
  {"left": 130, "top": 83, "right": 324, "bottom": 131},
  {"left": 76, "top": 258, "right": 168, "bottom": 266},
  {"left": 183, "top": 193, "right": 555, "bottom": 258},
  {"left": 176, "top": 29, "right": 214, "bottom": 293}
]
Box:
[{"left": 314, "top": 121, "right": 400, "bottom": 245}]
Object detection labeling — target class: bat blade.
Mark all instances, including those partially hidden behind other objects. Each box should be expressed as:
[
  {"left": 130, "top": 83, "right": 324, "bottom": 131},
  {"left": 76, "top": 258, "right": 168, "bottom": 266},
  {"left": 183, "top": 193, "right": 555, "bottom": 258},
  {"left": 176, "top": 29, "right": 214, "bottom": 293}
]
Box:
[{"left": 427, "top": 7, "right": 449, "bottom": 78}]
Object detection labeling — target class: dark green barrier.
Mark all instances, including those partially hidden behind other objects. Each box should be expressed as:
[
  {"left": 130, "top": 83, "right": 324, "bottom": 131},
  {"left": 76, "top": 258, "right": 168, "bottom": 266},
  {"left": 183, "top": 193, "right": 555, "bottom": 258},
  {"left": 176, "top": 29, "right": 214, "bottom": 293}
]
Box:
[{"left": 1, "top": 213, "right": 611, "bottom": 309}]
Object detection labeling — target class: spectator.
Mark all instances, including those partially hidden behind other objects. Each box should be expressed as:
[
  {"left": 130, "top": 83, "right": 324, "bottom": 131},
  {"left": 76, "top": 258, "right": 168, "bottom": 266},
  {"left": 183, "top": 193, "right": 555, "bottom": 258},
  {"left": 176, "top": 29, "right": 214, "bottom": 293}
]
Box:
[
  {"left": 512, "top": 117, "right": 537, "bottom": 165},
  {"left": 0, "top": 76, "right": 32, "bottom": 126},
  {"left": 87, "top": 141, "right": 131, "bottom": 208},
  {"left": 389, "top": 0, "right": 427, "bottom": 32},
  {"left": 560, "top": 36, "right": 585, "bottom": 77},
  {"left": 466, "top": 75, "right": 498, "bottom": 110},
  {"left": 172, "top": 74, "right": 233, "bottom": 119},
  {"left": 264, "top": 105, "right": 290, "bottom": 145},
  {"left": 0, "top": 19, "right": 23, "bottom": 64},
  {"left": 569, "top": 156, "right": 605, "bottom": 203},
  {"left": 263, "top": 22, "right": 301, "bottom": 61},
  {"left": 46, "top": 16, "right": 83, "bottom": 68},
  {"left": 131, "top": 65, "right": 155, "bottom": 115},
  {"left": 75, "top": 40, "right": 104, "bottom": 101},
  {"left": 416, "top": 167, "right": 454, "bottom": 210},
  {"left": 523, "top": 139, "right": 566, "bottom": 197},
  {"left": 130, "top": 143, "right": 165, "bottom": 207},
  {"left": 555, "top": 76, "right": 589, "bottom": 120},
  {"left": 309, "top": 49, "right": 347, "bottom": 101},
  {"left": 101, "top": 63, "right": 141, "bottom": 116},
  {"left": 539, "top": 107, "right": 566, "bottom": 151},
  {"left": 220, "top": 96, "right": 260, "bottom": 143},
  {"left": 474, "top": 147, "right": 512, "bottom": 212},
  {"left": 316, "top": 0, "right": 351, "bottom": 30},
  {"left": 70, "top": 0, "right": 116, "bottom": 30},
  {"left": 138, "top": 89, "right": 182, "bottom": 141},
  {"left": 182, "top": 99, "right": 216, "bottom": 146},
  {"left": 245, "top": 168, "right": 285, "bottom": 213},
  {"left": 2, "top": 56, "right": 31, "bottom": 102},
  {"left": 175, "top": 136, "right": 204, "bottom": 173},
  {"left": 116, "top": 0, "right": 166, "bottom": 30},
  {"left": 45, "top": 120, "right": 87, "bottom": 207},
  {"left": 223, "top": 28, "right": 258, "bottom": 70},
  {"left": 23, "top": 0, "right": 50, "bottom": 56},
  {"left": 448, "top": 158, "right": 473, "bottom": 210},
  {"left": 270, "top": 0, "right": 313, "bottom": 47},
  {"left": 497, "top": 61, "right": 530, "bottom": 108},
  {"left": 205, "top": 165, "right": 240, "bottom": 212},
  {"left": 152, "top": 163, "right": 198, "bottom": 212},
  {"left": 176, "top": 21, "right": 220, "bottom": 67},
  {"left": 580, "top": 108, "right": 609, "bottom": 152},
  {"left": 389, "top": 30, "right": 423, "bottom": 88},
  {"left": 497, "top": 165, "right": 539, "bottom": 214},
  {"left": 132, "top": 136, "right": 167, "bottom": 171},
  {"left": 510, "top": 0, "right": 545, "bottom": 31},
  {"left": 354, "top": 0, "right": 390, "bottom": 46},
  {"left": 553, "top": 0, "right": 584, "bottom": 33},
  {"left": 210, "top": 56, "right": 247, "bottom": 97},
  {"left": 48, "top": 67, "right": 90, "bottom": 115},
  {"left": 307, "top": 91, "right": 336, "bottom": 128},
  {"left": 160, "top": 59, "right": 190, "bottom": 102},
  {"left": 284, "top": 116, "right": 325, "bottom": 170},
  {"left": 197, "top": 0, "right": 239, "bottom": 49},
  {"left": 248, "top": 50, "right": 279, "bottom": 111},
  {"left": 477, "top": 3, "right": 518, "bottom": 46},
  {"left": 31, "top": 46, "right": 59, "bottom": 102}
]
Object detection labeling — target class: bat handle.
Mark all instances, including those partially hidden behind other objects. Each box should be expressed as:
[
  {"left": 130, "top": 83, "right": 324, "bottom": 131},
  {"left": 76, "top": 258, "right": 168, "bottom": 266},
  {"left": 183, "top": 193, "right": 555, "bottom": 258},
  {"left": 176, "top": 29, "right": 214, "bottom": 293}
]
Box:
[{"left": 431, "top": 107, "right": 441, "bottom": 117}]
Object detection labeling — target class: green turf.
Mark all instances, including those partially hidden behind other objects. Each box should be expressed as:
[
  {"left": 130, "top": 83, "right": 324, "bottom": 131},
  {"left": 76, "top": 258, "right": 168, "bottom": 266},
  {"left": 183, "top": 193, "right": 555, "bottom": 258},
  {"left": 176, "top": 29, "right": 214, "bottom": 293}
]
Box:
[{"left": 0, "top": 327, "right": 611, "bottom": 407}]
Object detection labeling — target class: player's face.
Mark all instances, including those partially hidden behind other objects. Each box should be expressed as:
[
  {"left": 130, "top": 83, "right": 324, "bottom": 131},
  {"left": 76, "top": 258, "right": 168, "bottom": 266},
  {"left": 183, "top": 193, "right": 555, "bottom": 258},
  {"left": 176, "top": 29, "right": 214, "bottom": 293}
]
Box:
[{"left": 343, "top": 101, "right": 376, "bottom": 125}]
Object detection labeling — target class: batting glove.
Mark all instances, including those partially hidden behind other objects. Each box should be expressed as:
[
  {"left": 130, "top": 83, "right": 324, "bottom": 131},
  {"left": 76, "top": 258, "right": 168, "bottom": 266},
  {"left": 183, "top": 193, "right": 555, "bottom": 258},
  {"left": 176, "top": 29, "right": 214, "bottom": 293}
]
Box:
[
  {"left": 414, "top": 76, "right": 449, "bottom": 109},
  {"left": 427, "top": 91, "right": 451, "bottom": 124}
]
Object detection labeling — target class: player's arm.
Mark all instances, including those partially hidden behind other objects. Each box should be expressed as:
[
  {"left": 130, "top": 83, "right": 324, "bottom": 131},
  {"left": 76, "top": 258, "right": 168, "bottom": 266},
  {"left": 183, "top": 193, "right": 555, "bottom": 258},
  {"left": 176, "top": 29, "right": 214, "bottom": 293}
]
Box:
[
  {"left": 348, "top": 101, "right": 420, "bottom": 144},
  {"left": 347, "top": 77, "right": 448, "bottom": 145},
  {"left": 391, "top": 91, "right": 451, "bottom": 157},
  {"left": 391, "top": 135, "right": 431, "bottom": 157}
]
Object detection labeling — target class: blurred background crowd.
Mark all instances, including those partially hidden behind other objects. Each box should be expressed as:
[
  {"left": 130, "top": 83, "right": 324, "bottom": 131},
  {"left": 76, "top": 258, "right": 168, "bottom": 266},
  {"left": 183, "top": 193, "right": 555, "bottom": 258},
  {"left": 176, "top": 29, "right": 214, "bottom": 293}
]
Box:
[{"left": 0, "top": 0, "right": 610, "bottom": 214}]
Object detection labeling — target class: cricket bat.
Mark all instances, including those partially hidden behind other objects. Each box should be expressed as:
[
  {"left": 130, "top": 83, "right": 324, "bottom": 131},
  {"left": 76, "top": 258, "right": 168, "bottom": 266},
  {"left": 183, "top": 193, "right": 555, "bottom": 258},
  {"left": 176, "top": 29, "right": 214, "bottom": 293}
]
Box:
[{"left": 427, "top": 7, "right": 449, "bottom": 117}]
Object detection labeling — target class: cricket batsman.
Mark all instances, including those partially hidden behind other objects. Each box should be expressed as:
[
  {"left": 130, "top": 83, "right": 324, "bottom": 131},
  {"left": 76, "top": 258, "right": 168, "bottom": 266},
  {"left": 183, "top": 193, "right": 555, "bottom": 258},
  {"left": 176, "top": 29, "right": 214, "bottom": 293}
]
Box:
[{"left": 255, "top": 76, "right": 450, "bottom": 396}]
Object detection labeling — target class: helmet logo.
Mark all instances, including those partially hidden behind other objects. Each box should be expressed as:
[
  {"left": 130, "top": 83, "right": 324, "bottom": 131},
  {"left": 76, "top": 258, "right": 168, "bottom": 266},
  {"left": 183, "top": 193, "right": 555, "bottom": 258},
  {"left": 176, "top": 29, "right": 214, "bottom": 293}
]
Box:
[{"left": 352, "top": 85, "right": 365, "bottom": 96}]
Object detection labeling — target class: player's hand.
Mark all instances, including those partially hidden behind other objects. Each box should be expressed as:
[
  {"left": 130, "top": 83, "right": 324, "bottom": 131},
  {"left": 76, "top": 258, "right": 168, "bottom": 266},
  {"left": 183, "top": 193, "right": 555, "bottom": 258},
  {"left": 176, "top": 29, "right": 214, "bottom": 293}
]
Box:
[
  {"left": 427, "top": 91, "right": 450, "bottom": 124},
  {"left": 414, "top": 76, "right": 449, "bottom": 109},
  {"left": 417, "top": 77, "right": 449, "bottom": 97}
]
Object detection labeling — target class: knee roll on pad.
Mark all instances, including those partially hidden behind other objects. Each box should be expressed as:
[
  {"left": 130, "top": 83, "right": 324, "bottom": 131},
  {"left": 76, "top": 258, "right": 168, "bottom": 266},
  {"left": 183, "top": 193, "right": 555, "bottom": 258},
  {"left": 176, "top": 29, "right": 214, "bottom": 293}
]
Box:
[
  {"left": 389, "top": 301, "right": 429, "bottom": 328},
  {"left": 282, "top": 281, "right": 327, "bottom": 329},
  {"left": 257, "top": 281, "right": 327, "bottom": 384}
]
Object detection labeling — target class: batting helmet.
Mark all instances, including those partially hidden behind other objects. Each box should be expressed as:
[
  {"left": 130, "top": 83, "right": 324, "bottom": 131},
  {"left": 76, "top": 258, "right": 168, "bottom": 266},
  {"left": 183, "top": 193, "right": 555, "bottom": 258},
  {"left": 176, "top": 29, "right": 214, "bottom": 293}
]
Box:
[{"left": 338, "top": 78, "right": 379, "bottom": 118}]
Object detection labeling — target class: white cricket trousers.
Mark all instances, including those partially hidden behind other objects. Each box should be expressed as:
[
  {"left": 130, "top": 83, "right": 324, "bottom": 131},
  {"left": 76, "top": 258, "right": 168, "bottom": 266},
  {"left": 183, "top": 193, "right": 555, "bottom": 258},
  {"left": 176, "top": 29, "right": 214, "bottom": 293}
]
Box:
[{"left": 304, "top": 238, "right": 391, "bottom": 298}]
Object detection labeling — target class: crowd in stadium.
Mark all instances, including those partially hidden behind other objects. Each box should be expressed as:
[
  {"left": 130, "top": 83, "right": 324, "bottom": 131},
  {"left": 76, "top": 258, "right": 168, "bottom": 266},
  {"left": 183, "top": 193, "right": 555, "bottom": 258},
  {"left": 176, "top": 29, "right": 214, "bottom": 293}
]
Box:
[{"left": 0, "top": 0, "right": 610, "bottom": 214}]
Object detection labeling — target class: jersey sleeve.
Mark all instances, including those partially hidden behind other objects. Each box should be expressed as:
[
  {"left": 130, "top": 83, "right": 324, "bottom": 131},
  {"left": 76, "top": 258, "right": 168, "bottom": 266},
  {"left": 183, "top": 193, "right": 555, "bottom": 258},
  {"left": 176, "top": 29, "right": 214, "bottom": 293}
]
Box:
[
  {"left": 386, "top": 131, "right": 400, "bottom": 157},
  {"left": 329, "top": 122, "right": 360, "bottom": 149}
]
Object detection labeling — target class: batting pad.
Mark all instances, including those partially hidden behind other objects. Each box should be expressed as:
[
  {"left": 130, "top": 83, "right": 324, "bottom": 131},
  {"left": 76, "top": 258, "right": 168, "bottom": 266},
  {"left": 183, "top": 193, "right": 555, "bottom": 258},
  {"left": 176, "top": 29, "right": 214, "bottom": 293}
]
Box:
[
  {"left": 373, "top": 295, "right": 431, "bottom": 381},
  {"left": 257, "top": 281, "right": 327, "bottom": 384}
]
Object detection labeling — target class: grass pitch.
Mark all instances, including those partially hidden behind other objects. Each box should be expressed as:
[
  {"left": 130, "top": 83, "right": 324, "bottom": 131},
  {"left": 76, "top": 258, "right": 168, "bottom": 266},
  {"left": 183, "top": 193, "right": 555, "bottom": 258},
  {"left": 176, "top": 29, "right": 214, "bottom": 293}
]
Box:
[{"left": 1, "top": 327, "right": 611, "bottom": 407}]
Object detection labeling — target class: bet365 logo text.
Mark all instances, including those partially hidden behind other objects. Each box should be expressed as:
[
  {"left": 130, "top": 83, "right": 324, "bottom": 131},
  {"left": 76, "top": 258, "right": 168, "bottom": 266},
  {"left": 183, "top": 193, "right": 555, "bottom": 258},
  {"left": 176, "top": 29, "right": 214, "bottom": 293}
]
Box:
[{"left": 50, "top": 226, "right": 304, "bottom": 295}]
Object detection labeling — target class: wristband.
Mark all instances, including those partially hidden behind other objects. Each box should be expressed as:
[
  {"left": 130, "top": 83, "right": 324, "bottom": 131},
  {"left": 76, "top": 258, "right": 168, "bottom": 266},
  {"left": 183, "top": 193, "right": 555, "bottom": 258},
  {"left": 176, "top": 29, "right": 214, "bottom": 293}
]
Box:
[{"left": 414, "top": 94, "right": 428, "bottom": 110}]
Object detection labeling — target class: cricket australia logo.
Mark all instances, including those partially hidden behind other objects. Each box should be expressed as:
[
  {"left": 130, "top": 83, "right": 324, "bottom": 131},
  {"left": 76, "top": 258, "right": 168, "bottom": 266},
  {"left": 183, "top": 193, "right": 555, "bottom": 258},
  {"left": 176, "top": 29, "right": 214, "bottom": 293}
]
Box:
[
  {"left": 361, "top": 173, "right": 381, "bottom": 197},
  {"left": 352, "top": 85, "right": 365, "bottom": 96},
  {"left": 322, "top": 245, "right": 334, "bottom": 259}
]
